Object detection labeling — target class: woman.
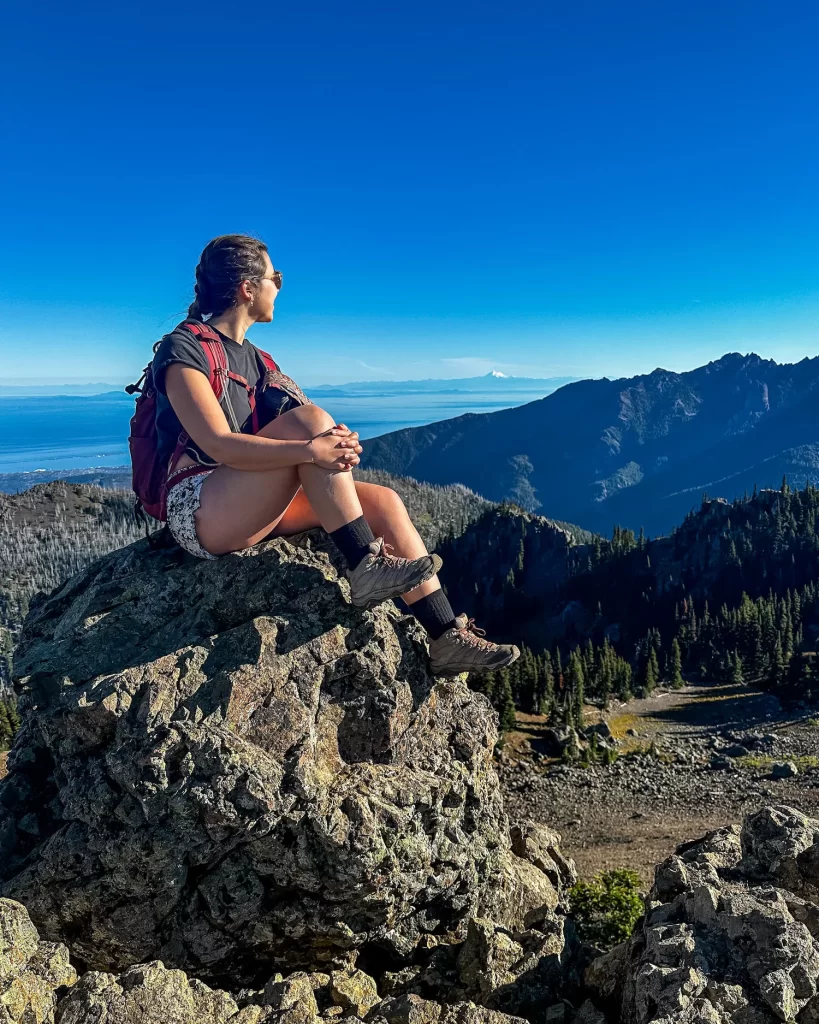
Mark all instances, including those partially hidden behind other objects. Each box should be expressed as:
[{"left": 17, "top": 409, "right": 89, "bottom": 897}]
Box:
[{"left": 153, "top": 234, "right": 519, "bottom": 675}]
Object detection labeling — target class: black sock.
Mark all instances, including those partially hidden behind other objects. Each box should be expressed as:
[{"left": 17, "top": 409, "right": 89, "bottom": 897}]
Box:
[
  {"left": 330, "top": 516, "right": 376, "bottom": 570},
  {"left": 406, "top": 588, "right": 457, "bottom": 640}
]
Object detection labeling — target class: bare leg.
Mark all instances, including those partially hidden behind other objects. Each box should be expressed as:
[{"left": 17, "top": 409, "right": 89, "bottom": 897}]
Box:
[
  {"left": 194, "top": 404, "right": 364, "bottom": 555},
  {"left": 271, "top": 480, "right": 442, "bottom": 604}
]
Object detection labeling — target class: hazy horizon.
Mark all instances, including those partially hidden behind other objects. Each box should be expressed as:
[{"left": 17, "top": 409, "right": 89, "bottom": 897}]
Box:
[{"left": 2, "top": 348, "right": 814, "bottom": 393}]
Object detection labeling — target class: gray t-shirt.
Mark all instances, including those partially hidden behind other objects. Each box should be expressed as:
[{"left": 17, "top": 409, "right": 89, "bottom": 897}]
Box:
[{"left": 152, "top": 323, "right": 268, "bottom": 467}]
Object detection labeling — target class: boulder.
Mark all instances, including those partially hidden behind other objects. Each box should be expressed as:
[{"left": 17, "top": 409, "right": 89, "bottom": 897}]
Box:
[
  {"left": 539, "top": 728, "right": 580, "bottom": 759},
  {"left": 0, "top": 533, "right": 562, "bottom": 986},
  {"left": 582, "top": 723, "right": 613, "bottom": 742},
  {"left": 455, "top": 916, "right": 580, "bottom": 1019},
  {"left": 55, "top": 961, "right": 251, "bottom": 1024},
  {"left": 584, "top": 804, "right": 819, "bottom": 1023},
  {"left": 509, "top": 823, "right": 577, "bottom": 903},
  {"left": 263, "top": 971, "right": 319, "bottom": 1024},
  {"left": 329, "top": 967, "right": 379, "bottom": 1016},
  {"left": 375, "top": 993, "right": 528, "bottom": 1024},
  {"left": 720, "top": 744, "right": 749, "bottom": 758},
  {"left": 0, "top": 897, "right": 76, "bottom": 1023}
]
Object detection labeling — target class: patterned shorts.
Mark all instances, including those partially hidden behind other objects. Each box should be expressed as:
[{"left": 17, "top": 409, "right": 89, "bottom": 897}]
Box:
[{"left": 166, "top": 467, "right": 217, "bottom": 560}]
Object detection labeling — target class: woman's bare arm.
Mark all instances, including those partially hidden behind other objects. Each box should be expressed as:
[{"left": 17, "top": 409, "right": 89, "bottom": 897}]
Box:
[{"left": 164, "top": 365, "right": 337, "bottom": 471}]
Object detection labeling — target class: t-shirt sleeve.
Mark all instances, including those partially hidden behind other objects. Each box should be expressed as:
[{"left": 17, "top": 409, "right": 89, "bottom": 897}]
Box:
[{"left": 152, "top": 329, "right": 211, "bottom": 395}]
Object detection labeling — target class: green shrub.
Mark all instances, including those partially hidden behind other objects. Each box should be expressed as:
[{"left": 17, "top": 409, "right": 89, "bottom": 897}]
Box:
[
  {"left": 569, "top": 868, "right": 643, "bottom": 948},
  {"left": 0, "top": 697, "right": 19, "bottom": 750}
]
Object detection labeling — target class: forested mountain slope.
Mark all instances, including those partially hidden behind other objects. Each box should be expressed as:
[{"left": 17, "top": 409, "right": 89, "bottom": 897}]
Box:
[
  {"left": 361, "top": 352, "right": 819, "bottom": 535},
  {"left": 450, "top": 484, "right": 819, "bottom": 722}
]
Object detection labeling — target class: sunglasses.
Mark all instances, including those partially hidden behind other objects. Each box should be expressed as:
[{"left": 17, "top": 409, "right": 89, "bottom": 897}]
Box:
[{"left": 262, "top": 269, "right": 283, "bottom": 290}]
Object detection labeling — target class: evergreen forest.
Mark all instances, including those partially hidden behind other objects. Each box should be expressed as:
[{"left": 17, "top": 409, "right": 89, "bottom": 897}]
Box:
[{"left": 465, "top": 481, "right": 819, "bottom": 729}]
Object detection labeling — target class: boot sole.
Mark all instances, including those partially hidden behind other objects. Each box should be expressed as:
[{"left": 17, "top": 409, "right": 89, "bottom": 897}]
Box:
[
  {"left": 430, "top": 644, "right": 520, "bottom": 677},
  {"left": 350, "top": 554, "right": 443, "bottom": 609}
]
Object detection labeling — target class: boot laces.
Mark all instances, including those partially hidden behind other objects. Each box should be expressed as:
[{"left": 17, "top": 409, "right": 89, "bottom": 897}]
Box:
[
  {"left": 456, "top": 618, "right": 496, "bottom": 650},
  {"left": 373, "top": 541, "right": 414, "bottom": 569}
]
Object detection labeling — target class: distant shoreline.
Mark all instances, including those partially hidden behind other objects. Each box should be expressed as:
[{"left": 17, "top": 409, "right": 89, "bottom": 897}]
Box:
[{"left": 1, "top": 373, "right": 581, "bottom": 399}]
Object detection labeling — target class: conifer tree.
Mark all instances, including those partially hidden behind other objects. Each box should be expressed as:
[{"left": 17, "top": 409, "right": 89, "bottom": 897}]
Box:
[
  {"left": 6, "top": 699, "right": 19, "bottom": 735},
  {"left": 498, "top": 673, "right": 518, "bottom": 733},
  {"left": 772, "top": 638, "right": 785, "bottom": 688},
  {"left": 644, "top": 647, "right": 659, "bottom": 693},
  {"left": 670, "top": 639, "right": 684, "bottom": 689},
  {"left": 572, "top": 659, "right": 585, "bottom": 728},
  {"left": 0, "top": 701, "right": 11, "bottom": 750}
]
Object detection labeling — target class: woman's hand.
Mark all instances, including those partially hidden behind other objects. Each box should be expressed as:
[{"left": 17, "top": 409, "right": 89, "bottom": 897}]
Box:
[
  {"left": 331, "top": 423, "right": 359, "bottom": 447},
  {"left": 310, "top": 425, "right": 363, "bottom": 471}
]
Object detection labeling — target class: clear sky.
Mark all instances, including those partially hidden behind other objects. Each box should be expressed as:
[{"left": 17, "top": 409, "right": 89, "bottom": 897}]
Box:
[{"left": 1, "top": 1, "right": 818, "bottom": 386}]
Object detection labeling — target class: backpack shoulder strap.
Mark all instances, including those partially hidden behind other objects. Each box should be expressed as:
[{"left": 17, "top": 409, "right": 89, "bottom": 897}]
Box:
[
  {"left": 183, "top": 319, "right": 221, "bottom": 344},
  {"left": 254, "top": 346, "right": 279, "bottom": 374},
  {"left": 179, "top": 320, "right": 228, "bottom": 401}
]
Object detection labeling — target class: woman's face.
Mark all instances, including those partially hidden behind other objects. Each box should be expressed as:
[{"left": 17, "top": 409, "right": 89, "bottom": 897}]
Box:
[{"left": 250, "top": 252, "right": 280, "bottom": 323}]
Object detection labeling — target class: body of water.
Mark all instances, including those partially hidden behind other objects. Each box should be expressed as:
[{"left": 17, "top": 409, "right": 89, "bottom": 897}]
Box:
[{"left": 0, "top": 387, "right": 551, "bottom": 474}]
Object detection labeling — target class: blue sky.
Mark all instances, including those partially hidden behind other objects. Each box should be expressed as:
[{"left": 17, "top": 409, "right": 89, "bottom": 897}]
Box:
[{"left": 1, "top": 0, "right": 818, "bottom": 386}]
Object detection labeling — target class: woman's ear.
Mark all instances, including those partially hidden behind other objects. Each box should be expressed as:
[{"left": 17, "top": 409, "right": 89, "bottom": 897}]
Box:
[{"left": 239, "top": 279, "right": 255, "bottom": 303}]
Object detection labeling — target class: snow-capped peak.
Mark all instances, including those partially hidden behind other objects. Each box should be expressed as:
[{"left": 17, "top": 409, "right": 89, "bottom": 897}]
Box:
[{"left": 486, "top": 370, "right": 509, "bottom": 378}]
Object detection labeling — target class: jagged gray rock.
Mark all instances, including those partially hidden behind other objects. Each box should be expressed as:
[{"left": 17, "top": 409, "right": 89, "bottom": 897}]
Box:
[
  {"left": 329, "top": 967, "right": 380, "bottom": 1016},
  {"left": 583, "top": 804, "right": 819, "bottom": 1023},
  {"left": 55, "top": 961, "right": 256, "bottom": 1024},
  {"left": 0, "top": 897, "right": 76, "bottom": 1023},
  {"left": 376, "top": 992, "right": 528, "bottom": 1024},
  {"left": 0, "top": 895, "right": 547, "bottom": 1024},
  {"left": 0, "top": 532, "right": 561, "bottom": 987}
]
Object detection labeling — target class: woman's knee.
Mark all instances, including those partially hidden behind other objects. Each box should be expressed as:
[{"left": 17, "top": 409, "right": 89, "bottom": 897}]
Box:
[{"left": 265, "top": 403, "right": 336, "bottom": 440}]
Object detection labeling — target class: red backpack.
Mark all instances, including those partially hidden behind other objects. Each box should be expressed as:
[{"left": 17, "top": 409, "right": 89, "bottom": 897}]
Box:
[{"left": 126, "top": 320, "right": 278, "bottom": 522}]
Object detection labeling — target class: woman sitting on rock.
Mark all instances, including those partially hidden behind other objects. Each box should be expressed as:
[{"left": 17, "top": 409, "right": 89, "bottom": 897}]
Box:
[{"left": 154, "top": 233, "right": 519, "bottom": 675}]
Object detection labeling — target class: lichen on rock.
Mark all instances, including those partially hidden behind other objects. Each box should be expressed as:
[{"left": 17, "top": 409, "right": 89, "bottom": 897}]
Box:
[
  {"left": 0, "top": 897, "right": 76, "bottom": 1024},
  {"left": 0, "top": 532, "right": 563, "bottom": 989},
  {"left": 584, "top": 804, "right": 819, "bottom": 1024}
]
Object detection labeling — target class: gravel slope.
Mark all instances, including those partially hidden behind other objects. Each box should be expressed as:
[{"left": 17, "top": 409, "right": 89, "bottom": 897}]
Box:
[{"left": 500, "top": 679, "right": 819, "bottom": 886}]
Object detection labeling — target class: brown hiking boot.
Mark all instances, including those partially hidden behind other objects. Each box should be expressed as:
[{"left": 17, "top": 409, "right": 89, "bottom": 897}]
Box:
[
  {"left": 347, "top": 538, "right": 443, "bottom": 609},
  {"left": 428, "top": 614, "right": 520, "bottom": 676}
]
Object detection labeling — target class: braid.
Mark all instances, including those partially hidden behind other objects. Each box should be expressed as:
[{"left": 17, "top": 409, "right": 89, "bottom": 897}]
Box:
[
  {"left": 187, "top": 235, "right": 269, "bottom": 320},
  {"left": 187, "top": 262, "right": 209, "bottom": 320}
]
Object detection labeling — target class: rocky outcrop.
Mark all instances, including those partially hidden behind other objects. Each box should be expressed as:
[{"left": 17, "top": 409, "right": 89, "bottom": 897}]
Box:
[
  {"left": 56, "top": 960, "right": 255, "bottom": 1024},
  {"left": 0, "top": 895, "right": 535, "bottom": 1024},
  {"left": 584, "top": 804, "right": 819, "bottom": 1023},
  {"left": 0, "top": 891, "right": 548, "bottom": 1023},
  {"left": 10, "top": 525, "right": 819, "bottom": 1023},
  {"left": 0, "top": 897, "right": 76, "bottom": 1023},
  {"left": 0, "top": 532, "right": 569, "bottom": 988}
]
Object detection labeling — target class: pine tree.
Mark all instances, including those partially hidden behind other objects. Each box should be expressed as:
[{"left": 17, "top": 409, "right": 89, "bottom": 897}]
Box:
[
  {"left": 498, "top": 675, "right": 517, "bottom": 733},
  {"left": 771, "top": 638, "right": 785, "bottom": 688},
  {"left": 6, "top": 699, "right": 19, "bottom": 735},
  {"left": 537, "top": 652, "right": 554, "bottom": 717},
  {"left": 0, "top": 701, "right": 11, "bottom": 750},
  {"left": 644, "top": 647, "right": 659, "bottom": 693},
  {"left": 670, "top": 639, "right": 684, "bottom": 689},
  {"left": 574, "top": 665, "right": 585, "bottom": 729}
]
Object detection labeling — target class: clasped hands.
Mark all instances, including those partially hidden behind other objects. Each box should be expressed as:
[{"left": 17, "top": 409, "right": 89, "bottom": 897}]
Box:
[{"left": 309, "top": 423, "right": 363, "bottom": 471}]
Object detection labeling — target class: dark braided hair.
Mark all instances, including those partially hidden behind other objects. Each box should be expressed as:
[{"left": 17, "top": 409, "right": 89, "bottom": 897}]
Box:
[{"left": 187, "top": 234, "right": 270, "bottom": 319}]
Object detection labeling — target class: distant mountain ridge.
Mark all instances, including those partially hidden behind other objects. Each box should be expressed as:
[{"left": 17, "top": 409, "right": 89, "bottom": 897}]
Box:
[
  {"left": 0, "top": 384, "right": 125, "bottom": 396},
  {"left": 361, "top": 352, "right": 819, "bottom": 536},
  {"left": 308, "top": 371, "right": 580, "bottom": 395},
  {"left": 1, "top": 372, "right": 580, "bottom": 400}
]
